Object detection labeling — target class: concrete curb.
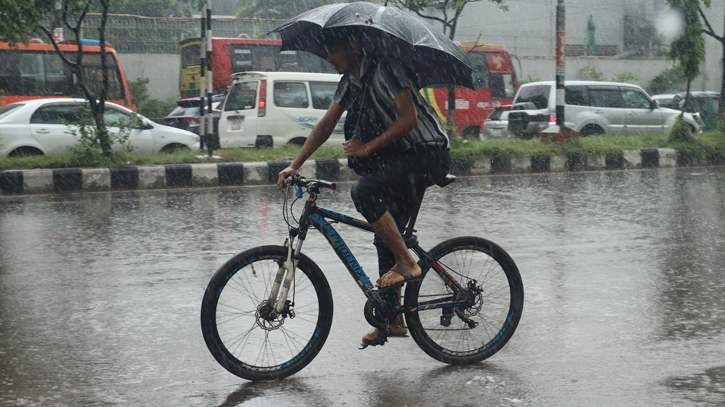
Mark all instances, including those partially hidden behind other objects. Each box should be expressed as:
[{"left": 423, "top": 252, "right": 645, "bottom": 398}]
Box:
[{"left": 1, "top": 149, "right": 723, "bottom": 196}]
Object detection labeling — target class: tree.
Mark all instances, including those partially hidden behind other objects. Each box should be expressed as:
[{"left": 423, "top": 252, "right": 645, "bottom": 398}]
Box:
[
  {"left": 668, "top": 0, "right": 705, "bottom": 121},
  {"left": 45, "top": 0, "right": 119, "bottom": 158},
  {"left": 391, "top": 0, "right": 506, "bottom": 134},
  {"left": 697, "top": 0, "right": 725, "bottom": 125},
  {"left": 0, "top": 0, "right": 120, "bottom": 159},
  {"left": 237, "top": 0, "right": 335, "bottom": 20}
]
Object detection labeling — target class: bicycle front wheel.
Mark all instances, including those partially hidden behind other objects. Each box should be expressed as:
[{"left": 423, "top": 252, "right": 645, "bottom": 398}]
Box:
[
  {"left": 405, "top": 236, "right": 524, "bottom": 365},
  {"left": 201, "top": 246, "right": 333, "bottom": 381}
]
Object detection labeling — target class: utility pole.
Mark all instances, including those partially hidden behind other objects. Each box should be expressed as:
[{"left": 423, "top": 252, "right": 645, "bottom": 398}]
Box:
[
  {"left": 541, "top": 0, "right": 577, "bottom": 141},
  {"left": 555, "top": 0, "right": 565, "bottom": 128},
  {"left": 199, "top": 0, "right": 214, "bottom": 157}
]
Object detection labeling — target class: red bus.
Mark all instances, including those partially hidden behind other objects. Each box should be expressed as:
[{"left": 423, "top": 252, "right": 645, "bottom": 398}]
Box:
[
  {"left": 421, "top": 42, "right": 518, "bottom": 138},
  {"left": 179, "top": 36, "right": 335, "bottom": 99},
  {"left": 0, "top": 38, "right": 135, "bottom": 110}
]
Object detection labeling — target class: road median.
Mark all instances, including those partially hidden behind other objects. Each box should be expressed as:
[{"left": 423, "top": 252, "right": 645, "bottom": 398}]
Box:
[{"left": 2, "top": 148, "right": 724, "bottom": 196}]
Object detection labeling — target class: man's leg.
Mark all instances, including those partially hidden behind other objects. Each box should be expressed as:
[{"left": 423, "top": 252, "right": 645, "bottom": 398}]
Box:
[{"left": 371, "top": 211, "right": 421, "bottom": 287}]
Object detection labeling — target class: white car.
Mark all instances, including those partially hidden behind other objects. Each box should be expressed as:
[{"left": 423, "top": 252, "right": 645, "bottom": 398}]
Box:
[
  {"left": 480, "top": 107, "right": 512, "bottom": 140},
  {"left": 507, "top": 81, "right": 701, "bottom": 138},
  {"left": 0, "top": 98, "right": 201, "bottom": 157}
]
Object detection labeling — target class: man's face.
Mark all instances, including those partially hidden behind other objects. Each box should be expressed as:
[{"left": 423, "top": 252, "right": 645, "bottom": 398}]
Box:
[{"left": 325, "top": 43, "right": 354, "bottom": 74}]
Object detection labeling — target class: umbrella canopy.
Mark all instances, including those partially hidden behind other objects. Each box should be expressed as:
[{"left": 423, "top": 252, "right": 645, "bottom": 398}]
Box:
[{"left": 270, "top": 2, "right": 474, "bottom": 90}]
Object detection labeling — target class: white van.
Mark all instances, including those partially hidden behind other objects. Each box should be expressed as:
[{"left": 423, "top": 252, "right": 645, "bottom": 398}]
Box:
[{"left": 218, "top": 71, "right": 345, "bottom": 148}]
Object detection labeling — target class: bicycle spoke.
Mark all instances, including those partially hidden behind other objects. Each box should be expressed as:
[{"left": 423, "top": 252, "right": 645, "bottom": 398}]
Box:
[{"left": 407, "top": 239, "right": 522, "bottom": 363}]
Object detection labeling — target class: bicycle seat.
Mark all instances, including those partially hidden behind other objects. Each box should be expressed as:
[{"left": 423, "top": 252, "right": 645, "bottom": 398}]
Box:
[{"left": 436, "top": 174, "right": 456, "bottom": 188}]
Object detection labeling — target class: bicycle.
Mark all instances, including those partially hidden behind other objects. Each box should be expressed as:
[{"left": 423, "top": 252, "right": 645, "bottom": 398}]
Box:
[{"left": 200, "top": 174, "right": 524, "bottom": 381}]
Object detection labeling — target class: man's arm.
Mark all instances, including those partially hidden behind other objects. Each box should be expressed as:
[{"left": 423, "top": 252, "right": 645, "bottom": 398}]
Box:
[
  {"left": 343, "top": 88, "right": 418, "bottom": 157},
  {"left": 277, "top": 100, "right": 346, "bottom": 191}
]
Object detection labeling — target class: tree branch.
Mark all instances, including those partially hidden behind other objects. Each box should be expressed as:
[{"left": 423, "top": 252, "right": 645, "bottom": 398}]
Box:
[
  {"left": 410, "top": 8, "right": 449, "bottom": 27},
  {"left": 40, "top": 26, "right": 78, "bottom": 68},
  {"left": 699, "top": 7, "right": 723, "bottom": 42}
]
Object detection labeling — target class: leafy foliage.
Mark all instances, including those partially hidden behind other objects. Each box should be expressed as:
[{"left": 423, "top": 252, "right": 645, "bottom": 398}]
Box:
[
  {"left": 647, "top": 66, "right": 686, "bottom": 94},
  {"left": 669, "top": 114, "right": 694, "bottom": 143},
  {"left": 579, "top": 66, "right": 641, "bottom": 83},
  {"left": 140, "top": 99, "right": 176, "bottom": 119},
  {"left": 670, "top": 0, "right": 705, "bottom": 80},
  {"left": 668, "top": 0, "right": 705, "bottom": 97},
  {"left": 127, "top": 77, "right": 175, "bottom": 118},
  {"left": 0, "top": 0, "right": 55, "bottom": 43},
  {"left": 128, "top": 77, "right": 151, "bottom": 109},
  {"left": 579, "top": 66, "right": 605, "bottom": 81},
  {"left": 611, "top": 72, "right": 641, "bottom": 83}
]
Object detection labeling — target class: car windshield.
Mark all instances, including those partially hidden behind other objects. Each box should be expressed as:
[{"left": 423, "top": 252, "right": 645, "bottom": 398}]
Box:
[
  {"left": 514, "top": 85, "right": 550, "bottom": 109},
  {"left": 225, "top": 81, "right": 258, "bottom": 111},
  {"left": 0, "top": 103, "right": 24, "bottom": 120}
]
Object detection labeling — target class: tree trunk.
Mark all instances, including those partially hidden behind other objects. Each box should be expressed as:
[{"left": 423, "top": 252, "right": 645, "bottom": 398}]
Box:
[{"left": 91, "top": 108, "right": 112, "bottom": 153}]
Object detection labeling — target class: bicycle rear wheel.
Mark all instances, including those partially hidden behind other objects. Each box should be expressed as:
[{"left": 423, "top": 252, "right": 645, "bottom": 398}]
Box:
[
  {"left": 405, "top": 236, "right": 524, "bottom": 365},
  {"left": 201, "top": 246, "right": 333, "bottom": 381}
]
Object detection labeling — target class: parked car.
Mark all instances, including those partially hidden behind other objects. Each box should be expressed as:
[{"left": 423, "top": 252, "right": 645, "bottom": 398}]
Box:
[
  {"left": 0, "top": 98, "right": 200, "bottom": 157},
  {"left": 480, "top": 106, "right": 512, "bottom": 140},
  {"left": 219, "top": 71, "right": 345, "bottom": 148},
  {"left": 162, "top": 94, "right": 225, "bottom": 139},
  {"left": 507, "top": 81, "right": 701, "bottom": 138},
  {"left": 652, "top": 91, "right": 719, "bottom": 131}
]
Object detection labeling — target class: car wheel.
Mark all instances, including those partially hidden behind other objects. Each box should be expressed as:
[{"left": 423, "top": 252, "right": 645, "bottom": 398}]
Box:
[
  {"left": 520, "top": 133, "right": 537, "bottom": 140},
  {"left": 160, "top": 144, "right": 190, "bottom": 154},
  {"left": 287, "top": 137, "right": 306, "bottom": 146},
  {"left": 8, "top": 147, "right": 43, "bottom": 157},
  {"left": 579, "top": 125, "right": 604, "bottom": 137}
]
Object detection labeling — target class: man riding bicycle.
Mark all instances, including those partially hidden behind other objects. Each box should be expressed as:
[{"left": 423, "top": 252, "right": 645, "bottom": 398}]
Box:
[{"left": 277, "top": 28, "right": 451, "bottom": 349}]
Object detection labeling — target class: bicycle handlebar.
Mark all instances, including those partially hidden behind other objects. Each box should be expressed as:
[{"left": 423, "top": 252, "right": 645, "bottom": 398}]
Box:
[{"left": 284, "top": 174, "right": 337, "bottom": 192}]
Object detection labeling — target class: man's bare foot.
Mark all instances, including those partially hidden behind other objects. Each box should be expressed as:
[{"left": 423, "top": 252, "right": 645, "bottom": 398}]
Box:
[
  {"left": 359, "top": 317, "right": 407, "bottom": 348},
  {"left": 375, "top": 263, "right": 421, "bottom": 288}
]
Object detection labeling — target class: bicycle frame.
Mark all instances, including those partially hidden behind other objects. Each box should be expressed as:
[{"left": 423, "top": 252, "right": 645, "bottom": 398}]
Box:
[{"left": 280, "top": 182, "right": 470, "bottom": 316}]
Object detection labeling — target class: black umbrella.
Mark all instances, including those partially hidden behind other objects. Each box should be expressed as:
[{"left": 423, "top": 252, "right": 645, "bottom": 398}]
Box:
[{"left": 270, "top": 2, "right": 474, "bottom": 90}]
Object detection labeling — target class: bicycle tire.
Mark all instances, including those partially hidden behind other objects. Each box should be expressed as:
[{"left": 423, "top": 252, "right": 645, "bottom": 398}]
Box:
[
  {"left": 405, "top": 236, "right": 524, "bottom": 365},
  {"left": 201, "top": 245, "right": 333, "bottom": 381}
]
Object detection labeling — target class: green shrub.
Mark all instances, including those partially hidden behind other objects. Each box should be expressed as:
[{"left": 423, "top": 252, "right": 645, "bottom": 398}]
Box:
[
  {"left": 669, "top": 114, "right": 693, "bottom": 143},
  {"left": 140, "top": 98, "right": 176, "bottom": 119}
]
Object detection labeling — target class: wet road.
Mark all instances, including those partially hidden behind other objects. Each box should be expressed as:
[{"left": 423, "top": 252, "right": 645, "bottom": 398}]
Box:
[{"left": 1, "top": 167, "right": 724, "bottom": 406}]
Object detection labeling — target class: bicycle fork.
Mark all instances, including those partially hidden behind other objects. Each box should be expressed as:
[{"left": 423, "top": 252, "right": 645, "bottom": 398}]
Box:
[{"left": 266, "top": 238, "right": 302, "bottom": 318}]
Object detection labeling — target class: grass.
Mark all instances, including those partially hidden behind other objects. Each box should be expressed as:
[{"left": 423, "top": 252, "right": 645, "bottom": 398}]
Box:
[{"left": 1, "top": 131, "right": 724, "bottom": 171}]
